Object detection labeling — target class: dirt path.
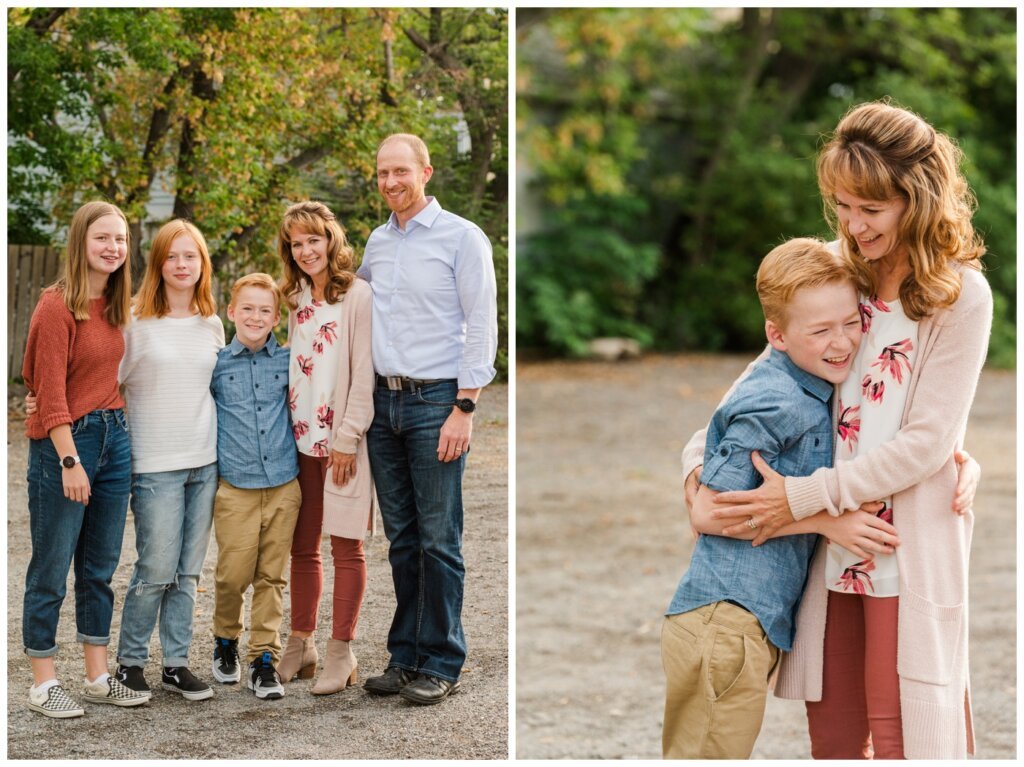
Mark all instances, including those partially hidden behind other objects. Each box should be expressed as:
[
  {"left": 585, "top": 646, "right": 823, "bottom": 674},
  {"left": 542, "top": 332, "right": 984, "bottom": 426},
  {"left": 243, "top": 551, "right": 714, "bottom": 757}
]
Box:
[
  {"left": 7, "top": 385, "right": 507, "bottom": 760},
  {"left": 516, "top": 355, "right": 1015, "bottom": 759}
]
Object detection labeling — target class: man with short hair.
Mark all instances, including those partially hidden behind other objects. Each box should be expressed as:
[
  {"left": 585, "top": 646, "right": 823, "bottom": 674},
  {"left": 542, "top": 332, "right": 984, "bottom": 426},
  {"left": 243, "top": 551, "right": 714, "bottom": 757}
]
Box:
[{"left": 358, "top": 133, "right": 498, "bottom": 705}]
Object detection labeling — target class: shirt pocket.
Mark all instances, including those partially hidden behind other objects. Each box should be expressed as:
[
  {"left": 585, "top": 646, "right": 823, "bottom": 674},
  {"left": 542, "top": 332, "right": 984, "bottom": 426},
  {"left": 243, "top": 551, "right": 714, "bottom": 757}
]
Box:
[{"left": 213, "top": 371, "right": 251, "bottom": 405}]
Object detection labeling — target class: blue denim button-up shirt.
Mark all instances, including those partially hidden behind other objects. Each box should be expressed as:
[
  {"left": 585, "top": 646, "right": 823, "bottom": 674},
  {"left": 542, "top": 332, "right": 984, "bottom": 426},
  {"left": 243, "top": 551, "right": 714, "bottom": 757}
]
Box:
[
  {"left": 357, "top": 197, "right": 498, "bottom": 389},
  {"left": 667, "top": 348, "right": 833, "bottom": 651},
  {"left": 210, "top": 333, "right": 298, "bottom": 489}
]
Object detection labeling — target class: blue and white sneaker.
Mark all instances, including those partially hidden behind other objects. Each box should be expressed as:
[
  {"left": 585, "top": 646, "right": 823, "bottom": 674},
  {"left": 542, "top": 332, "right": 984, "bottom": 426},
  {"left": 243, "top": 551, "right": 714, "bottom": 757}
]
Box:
[
  {"left": 212, "top": 637, "right": 241, "bottom": 684},
  {"left": 246, "top": 652, "right": 284, "bottom": 700}
]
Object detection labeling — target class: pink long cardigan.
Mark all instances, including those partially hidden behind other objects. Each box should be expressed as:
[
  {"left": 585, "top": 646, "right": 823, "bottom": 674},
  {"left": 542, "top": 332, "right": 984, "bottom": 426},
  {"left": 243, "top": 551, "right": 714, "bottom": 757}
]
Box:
[
  {"left": 682, "top": 267, "right": 993, "bottom": 758},
  {"left": 288, "top": 277, "right": 376, "bottom": 539}
]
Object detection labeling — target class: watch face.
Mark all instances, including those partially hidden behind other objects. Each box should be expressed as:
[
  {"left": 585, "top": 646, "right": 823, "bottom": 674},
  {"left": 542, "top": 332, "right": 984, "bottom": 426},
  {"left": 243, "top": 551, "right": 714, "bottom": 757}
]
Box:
[
  {"left": 62, "top": 456, "right": 76, "bottom": 469},
  {"left": 457, "top": 398, "right": 476, "bottom": 413}
]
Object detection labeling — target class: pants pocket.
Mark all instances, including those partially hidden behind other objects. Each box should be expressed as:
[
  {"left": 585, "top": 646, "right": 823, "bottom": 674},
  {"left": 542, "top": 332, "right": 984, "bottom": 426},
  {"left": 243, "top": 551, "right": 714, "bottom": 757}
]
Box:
[{"left": 706, "top": 629, "right": 747, "bottom": 701}]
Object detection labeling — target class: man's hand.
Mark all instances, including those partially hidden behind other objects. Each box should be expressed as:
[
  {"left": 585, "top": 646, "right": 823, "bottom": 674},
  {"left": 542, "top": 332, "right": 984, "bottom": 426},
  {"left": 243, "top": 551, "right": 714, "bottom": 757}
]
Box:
[
  {"left": 437, "top": 408, "right": 472, "bottom": 462},
  {"left": 328, "top": 449, "right": 357, "bottom": 487},
  {"left": 816, "top": 509, "right": 899, "bottom": 560},
  {"left": 953, "top": 449, "right": 980, "bottom": 515},
  {"left": 711, "top": 451, "right": 795, "bottom": 546}
]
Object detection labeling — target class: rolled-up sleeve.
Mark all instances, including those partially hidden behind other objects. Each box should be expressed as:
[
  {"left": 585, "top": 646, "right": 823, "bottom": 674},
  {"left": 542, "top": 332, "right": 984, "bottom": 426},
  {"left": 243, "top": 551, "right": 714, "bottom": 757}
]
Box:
[
  {"left": 702, "top": 403, "right": 786, "bottom": 493},
  {"left": 22, "top": 293, "right": 74, "bottom": 433},
  {"left": 455, "top": 226, "right": 498, "bottom": 389}
]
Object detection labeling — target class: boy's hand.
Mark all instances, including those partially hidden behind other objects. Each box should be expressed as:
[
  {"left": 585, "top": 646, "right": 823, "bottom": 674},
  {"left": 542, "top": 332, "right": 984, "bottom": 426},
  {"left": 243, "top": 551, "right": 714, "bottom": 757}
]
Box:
[
  {"left": 328, "top": 450, "right": 356, "bottom": 487},
  {"left": 817, "top": 509, "right": 899, "bottom": 560},
  {"left": 712, "top": 451, "right": 794, "bottom": 545},
  {"left": 953, "top": 449, "right": 980, "bottom": 514},
  {"left": 684, "top": 466, "right": 702, "bottom": 512},
  {"left": 25, "top": 392, "right": 38, "bottom": 416}
]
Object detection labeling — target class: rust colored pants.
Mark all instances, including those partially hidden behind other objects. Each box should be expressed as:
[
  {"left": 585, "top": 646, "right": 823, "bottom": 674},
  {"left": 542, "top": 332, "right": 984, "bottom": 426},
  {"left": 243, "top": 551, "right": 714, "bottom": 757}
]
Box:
[
  {"left": 290, "top": 453, "right": 366, "bottom": 640},
  {"left": 806, "top": 590, "right": 904, "bottom": 759}
]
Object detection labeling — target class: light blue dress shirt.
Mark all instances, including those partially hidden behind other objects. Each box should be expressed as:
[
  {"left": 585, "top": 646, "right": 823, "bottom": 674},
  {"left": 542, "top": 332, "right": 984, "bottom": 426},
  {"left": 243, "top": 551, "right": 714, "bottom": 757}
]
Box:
[{"left": 357, "top": 197, "right": 498, "bottom": 389}]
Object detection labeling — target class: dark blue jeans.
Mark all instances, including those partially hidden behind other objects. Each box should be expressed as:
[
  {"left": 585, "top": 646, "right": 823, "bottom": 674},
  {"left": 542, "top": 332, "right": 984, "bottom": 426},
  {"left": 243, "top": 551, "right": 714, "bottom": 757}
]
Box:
[
  {"left": 368, "top": 380, "right": 467, "bottom": 682},
  {"left": 23, "top": 409, "right": 132, "bottom": 657}
]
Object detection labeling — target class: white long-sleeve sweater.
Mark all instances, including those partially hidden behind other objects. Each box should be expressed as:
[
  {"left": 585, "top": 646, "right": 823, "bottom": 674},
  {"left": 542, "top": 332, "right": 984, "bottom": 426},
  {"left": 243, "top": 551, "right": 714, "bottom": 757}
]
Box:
[{"left": 119, "top": 313, "right": 225, "bottom": 474}]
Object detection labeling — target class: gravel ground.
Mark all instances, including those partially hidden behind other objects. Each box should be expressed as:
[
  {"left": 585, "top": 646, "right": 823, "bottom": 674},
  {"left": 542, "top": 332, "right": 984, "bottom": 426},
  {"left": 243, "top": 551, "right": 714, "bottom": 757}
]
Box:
[
  {"left": 516, "top": 354, "right": 1015, "bottom": 759},
  {"left": 7, "top": 384, "right": 507, "bottom": 760}
]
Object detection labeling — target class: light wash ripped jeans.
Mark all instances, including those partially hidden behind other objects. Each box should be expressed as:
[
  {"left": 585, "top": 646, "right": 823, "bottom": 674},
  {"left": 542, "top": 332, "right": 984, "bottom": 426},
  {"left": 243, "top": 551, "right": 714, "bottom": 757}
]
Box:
[{"left": 116, "top": 462, "right": 217, "bottom": 668}]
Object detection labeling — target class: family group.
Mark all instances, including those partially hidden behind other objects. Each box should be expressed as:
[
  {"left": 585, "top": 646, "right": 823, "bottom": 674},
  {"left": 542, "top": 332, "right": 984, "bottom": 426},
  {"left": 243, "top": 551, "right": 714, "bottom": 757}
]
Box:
[{"left": 20, "top": 133, "right": 498, "bottom": 719}]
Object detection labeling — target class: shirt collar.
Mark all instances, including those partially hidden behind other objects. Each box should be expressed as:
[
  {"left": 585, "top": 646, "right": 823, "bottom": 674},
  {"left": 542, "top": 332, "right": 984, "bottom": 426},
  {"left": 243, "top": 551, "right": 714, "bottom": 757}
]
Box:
[
  {"left": 768, "top": 347, "right": 834, "bottom": 403},
  {"left": 228, "top": 331, "right": 280, "bottom": 357},
  {"left": 386, "top": 196, "right": 442, "bottom": 233}
]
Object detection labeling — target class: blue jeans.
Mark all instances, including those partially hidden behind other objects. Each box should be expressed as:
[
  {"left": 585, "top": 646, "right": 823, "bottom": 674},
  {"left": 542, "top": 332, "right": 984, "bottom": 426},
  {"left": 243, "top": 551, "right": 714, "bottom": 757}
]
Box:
[
  {"left": 116, "top": 461, "right": 217, "bottom": 668},
  {"left": 23, "top": 409, "right": 132, "bottom": 657},
  {"left": 368, "top": 380, "right": 467, "bottom": 682}
]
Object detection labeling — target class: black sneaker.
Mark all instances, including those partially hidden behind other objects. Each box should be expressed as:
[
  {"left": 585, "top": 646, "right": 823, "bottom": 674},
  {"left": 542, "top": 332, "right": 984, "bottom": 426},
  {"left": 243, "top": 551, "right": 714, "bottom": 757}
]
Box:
[
  {"left": 246, "top": 652, "right": 284, "bottom": 700},
  {"left": 162, "top": 666, "right": 213, "bottom": 701},
  {"left": 212, "top": 637, "right": 241, "bottom": 684},
  {"left": 115, "top": 664, "right": 153, "bottom": 699}
]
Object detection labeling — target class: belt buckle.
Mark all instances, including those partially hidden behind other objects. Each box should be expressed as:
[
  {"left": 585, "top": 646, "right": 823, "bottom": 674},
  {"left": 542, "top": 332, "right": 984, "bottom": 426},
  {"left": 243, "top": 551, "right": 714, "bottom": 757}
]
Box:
[{"left": 385, "top": 376, "right": 403, "bottom": 391}]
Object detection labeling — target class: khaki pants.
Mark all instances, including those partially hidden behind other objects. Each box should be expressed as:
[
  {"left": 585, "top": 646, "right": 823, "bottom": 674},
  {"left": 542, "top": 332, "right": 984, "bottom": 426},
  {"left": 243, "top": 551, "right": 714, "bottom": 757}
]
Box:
[
  {"left": 212, "top": 478, "right": 301, "bottom": 663},
  {"left": 661, "top": 601, "right": 780, "bottom": 759}
]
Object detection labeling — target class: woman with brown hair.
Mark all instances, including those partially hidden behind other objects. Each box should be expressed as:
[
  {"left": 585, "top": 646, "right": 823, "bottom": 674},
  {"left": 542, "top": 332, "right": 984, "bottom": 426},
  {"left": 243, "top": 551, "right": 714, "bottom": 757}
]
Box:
[
  {"left": 684, "top": 101, "right": 991, "bottom": 758},
  {"left": 275, "top": 201, "right": 375, "bottom": 695}
]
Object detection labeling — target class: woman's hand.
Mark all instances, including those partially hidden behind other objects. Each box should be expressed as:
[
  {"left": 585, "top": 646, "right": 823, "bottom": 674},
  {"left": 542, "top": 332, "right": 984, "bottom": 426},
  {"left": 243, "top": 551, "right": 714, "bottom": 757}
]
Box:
[
  {"left": 953, "top": 449, "right": 980, "bottom": 515},
  {"left": 711, "top": 451, "right": 795, "bottom": 545},
  {"left": 25, "top": 391, "right": 38, "bottom": 416},
  {"left": 684, "top": 466, "right": 702, "bottom": 512},
  {"left": 63, "top": 463, "right": 91, "bottom": 505},
  {"left": 328, "top": 450, "right": 356, "bottom": 487},
  {"left": 816, "top": 509, "right": 899, "bottom": 560}
]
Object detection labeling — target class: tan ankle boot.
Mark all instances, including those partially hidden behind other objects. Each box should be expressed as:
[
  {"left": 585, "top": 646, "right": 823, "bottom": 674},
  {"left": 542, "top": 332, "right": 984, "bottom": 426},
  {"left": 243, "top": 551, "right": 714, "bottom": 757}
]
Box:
[
  {"left": 311, "top": 639, "right": 357, "bottom": 695},
  {"left": 278, "top": 635, "right": 317, "bottom": 682}
]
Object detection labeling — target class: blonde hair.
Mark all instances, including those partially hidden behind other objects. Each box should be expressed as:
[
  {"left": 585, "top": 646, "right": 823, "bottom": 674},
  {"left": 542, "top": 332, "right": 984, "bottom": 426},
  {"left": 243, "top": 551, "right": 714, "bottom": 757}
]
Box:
[
  {"left": 377, "top": 133, "right": 431, "bottom": 168},
  {"left": 55, "top": 201, "right": 133, "bottom": 327},
  {"left": 757, "top": 237, "right": 862, "bottom": 327},
  {"left": 817, "top": 100, "right": 985, "bottom": 320},
  {"left": 277, "top": 201, "right": 355, "bottom": 309},
  {"left": 229, "top": 272, "right": 284, "bottom": 311},
  {"left": 133, "top": 219, "right": 217, "bottom": 319}
]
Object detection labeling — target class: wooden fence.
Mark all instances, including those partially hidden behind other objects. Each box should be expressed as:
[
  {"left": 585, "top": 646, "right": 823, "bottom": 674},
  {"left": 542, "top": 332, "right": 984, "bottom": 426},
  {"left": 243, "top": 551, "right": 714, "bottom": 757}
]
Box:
[{"left": 8, "top": 244, "right": 62, "bottom": 380}]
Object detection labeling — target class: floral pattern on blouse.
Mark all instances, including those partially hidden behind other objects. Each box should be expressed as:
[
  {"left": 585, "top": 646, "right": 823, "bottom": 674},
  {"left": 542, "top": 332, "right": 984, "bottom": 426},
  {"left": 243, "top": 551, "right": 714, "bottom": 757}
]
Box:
[
  {"left": 826, "top": 295, "right": 918, "bottom": 598},
  {"left": 289, "top": 285, "right": 344, "bottom": 458}
]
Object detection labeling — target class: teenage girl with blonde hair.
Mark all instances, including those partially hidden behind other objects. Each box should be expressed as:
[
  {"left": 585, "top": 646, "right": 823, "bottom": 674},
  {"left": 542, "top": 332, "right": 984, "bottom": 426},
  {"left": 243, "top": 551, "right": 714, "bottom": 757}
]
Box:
[
  {"left": 22, "top": 201, "right": 149, "bottom": 716},
  {"left": 275, "top": 200, "right": 375, "bottom": 695},
  {"left": 684, "top": 101, "right": 991, "bottom": 758}
]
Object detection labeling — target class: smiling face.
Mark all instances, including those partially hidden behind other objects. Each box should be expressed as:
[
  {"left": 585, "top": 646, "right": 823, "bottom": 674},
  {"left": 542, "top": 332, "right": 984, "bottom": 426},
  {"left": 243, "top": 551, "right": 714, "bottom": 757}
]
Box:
[
  {"left": 376, "top": 139, "right": 432, "bottom": 225},
  {"left": 288, "top": 227, "right": 329, "bottom": 285},
  {"left": 834, "top": 187, "right": 908, "bottom": 265},
  {"left": 84, "top": 214, "right": 129, "bottom": 280},
  {"left": 228, "top": 285, "right": 280, "bottom": 351},
  {"left": 160, "top": 233, "right": 203, "bottom": 293},
  {"left": 766, "top": 280, "right": 863, "bottom": 385}
]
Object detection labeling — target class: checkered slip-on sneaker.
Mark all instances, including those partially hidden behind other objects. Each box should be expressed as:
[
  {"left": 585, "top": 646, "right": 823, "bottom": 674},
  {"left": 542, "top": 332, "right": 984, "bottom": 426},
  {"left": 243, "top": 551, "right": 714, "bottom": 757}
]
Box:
[
  {"left": 27, "top": 683, "right": 85, "bottom": 719},
  {"left": 82, "top": 675, "right": 149, "bottom": 707}
]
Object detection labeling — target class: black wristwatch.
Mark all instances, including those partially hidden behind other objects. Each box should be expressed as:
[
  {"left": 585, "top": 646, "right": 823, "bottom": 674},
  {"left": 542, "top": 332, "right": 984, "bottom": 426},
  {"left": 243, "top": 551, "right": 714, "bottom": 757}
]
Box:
[
  {"left": 454, "top": 398, "right": 476, "bottom": 414},
  {"left": 62, "top": 455, "right": 82, "bottom": 469}
]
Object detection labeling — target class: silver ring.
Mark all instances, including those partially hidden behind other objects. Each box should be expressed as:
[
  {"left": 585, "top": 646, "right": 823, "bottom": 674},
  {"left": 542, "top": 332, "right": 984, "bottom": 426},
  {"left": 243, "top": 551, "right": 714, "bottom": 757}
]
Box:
[{"left": 746, "top": 518, "right": 758, "bottom": 530}]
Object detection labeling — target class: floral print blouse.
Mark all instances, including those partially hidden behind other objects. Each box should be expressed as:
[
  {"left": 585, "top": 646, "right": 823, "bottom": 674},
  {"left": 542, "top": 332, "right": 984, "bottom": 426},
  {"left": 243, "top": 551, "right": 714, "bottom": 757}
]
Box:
[
  {"left": 826, "top": 295, "right": 919, "bottom": 598},
  {"left": 289, "top": 284, "right": 344, "bottom": 458}
]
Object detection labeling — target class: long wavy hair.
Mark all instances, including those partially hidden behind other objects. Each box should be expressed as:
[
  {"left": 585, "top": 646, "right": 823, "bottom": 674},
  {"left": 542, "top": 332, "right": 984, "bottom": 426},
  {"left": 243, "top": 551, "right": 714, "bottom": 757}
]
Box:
[
  {"left": 55, "top": 201, "right": 133, "bottom": 327},
  {"left": 133, "top": 219, "right": 217, "bottom": 319},
  {"left": 277, "top": 201, "right": 355, "bottom": 309},
  {"left": 817, "top": 100, "right": 985, "bottom": 320}
]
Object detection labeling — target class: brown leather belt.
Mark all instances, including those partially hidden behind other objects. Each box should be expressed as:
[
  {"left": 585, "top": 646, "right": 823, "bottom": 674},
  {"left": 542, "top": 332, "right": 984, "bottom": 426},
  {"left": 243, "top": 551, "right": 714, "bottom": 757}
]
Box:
[{"left": 376, "top": 375, "right": 456, "bottom": 392}]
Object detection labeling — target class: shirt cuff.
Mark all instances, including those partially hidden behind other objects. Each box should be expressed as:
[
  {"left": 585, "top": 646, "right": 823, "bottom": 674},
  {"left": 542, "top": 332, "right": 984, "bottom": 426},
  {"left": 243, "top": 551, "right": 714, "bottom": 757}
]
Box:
[
  {"left": 41, "top": 411, "right": 73, "bottom": 434},
  {"left": 786, "top": 475, "right": 827, "bottom": 520},
  {"left": 458, "top": 365, "right": 496, "bottom": 390}
]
